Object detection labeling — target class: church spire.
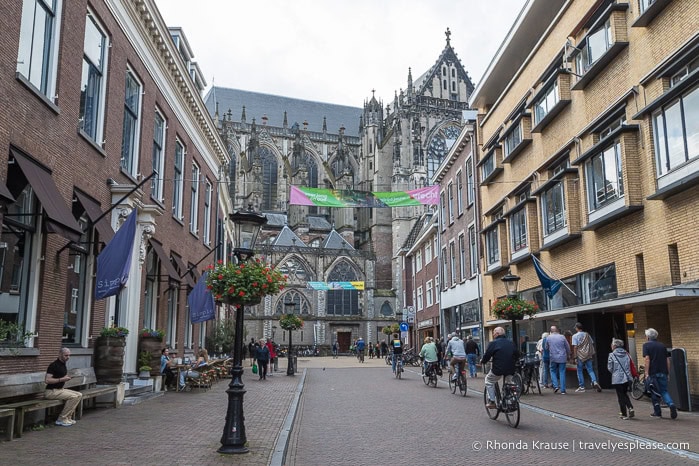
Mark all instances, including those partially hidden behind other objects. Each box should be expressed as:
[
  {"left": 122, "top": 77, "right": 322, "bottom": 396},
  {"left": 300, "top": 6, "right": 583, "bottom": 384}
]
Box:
[{"left": 445, "top": 27, "right": 451, "bottom": 46}]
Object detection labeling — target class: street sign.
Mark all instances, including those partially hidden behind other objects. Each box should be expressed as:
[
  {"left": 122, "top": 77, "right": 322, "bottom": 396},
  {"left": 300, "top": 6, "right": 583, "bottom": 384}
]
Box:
[
  {"left": 399, "top": 322, "right": 409, "bottom": 332},
  {"left": 407, "top": 316, "right": 415, "bottom": 324}
]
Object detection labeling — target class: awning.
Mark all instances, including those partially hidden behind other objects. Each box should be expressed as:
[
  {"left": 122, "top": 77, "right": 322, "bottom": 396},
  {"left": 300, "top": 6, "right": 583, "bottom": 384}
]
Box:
[
  {"left": 10, "top": 148, "right": 82, "bottom": 242},
  {"left": 171, "top": 253, "right": 196, "bottom": 288},
  {"left": 148, "top": 239, "right": 180, "bottom": 283},
  {"left": 74, "top": 189, "right": 114, "bottom": 243},
  {"left": 0, "top": 181, "right": 14, "bottom": 203}
]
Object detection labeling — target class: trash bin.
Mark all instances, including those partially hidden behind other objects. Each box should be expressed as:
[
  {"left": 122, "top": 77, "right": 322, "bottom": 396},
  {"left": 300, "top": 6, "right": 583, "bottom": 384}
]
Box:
[
  {"left": 291, "top": 355, "right": 298, "bottom": 374},
  {"left": 668, "top": 348, "right": 692, "bottom": 412}
]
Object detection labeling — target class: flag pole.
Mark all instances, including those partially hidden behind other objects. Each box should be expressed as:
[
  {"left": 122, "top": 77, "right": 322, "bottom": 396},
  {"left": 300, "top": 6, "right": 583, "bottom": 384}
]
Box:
[{"left": 532, "top": 255, "right": 577, "bottom": 297}]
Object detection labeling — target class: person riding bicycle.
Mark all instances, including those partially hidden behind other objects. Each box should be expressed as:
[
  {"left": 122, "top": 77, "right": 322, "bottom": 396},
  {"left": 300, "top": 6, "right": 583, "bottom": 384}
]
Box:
[
  {"left": 419, "top": 336, "right": 439, "bottom": 375},
  {"left": 391, "top": 333, "right": 403, "bottom": 374},
  {"left": 482, "top": 326, "right": 520, "bottom": 409},
  {"left": 356, "top": 337, "right": 366, "bottom": 362},
  {"left": 445, "top": 334, "right": 467, "bottom": 381}
]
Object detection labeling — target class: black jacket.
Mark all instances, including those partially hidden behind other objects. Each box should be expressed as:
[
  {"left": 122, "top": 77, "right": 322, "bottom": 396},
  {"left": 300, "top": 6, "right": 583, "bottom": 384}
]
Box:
[{"left": 481, "top": 335, "right": 519, "bottom": 376}]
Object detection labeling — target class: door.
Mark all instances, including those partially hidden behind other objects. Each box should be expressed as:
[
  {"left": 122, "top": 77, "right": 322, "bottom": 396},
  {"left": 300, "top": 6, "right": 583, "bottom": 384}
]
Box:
[{"left": 337, "top": 332, "right": 351, "bottom": 353}]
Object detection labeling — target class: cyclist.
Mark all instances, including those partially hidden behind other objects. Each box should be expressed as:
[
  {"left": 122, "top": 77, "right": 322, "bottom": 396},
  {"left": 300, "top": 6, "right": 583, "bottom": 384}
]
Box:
[
  {"left": 356, "top": 337, "right": 366, "bottom": 362},
  {"left": 391, "top": 333, "right": 403, "bottom": 374},
  {"left": 419, "top": 336, "right": 439, "bottom": 375},
  {"left": 445, "top": 334, "right": 467, "bottom": 381},
  {"left": 482, "top": 326, "right": 520, "bottom": 409}
]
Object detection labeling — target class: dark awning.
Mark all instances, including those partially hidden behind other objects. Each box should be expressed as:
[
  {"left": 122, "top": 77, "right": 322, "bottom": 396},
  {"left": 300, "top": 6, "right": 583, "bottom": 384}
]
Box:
[
  {"left": 74, "top": 189, "right": 114, "bottom": 243},
  {"left": 148, "top": 238, "right": 180, "bottom": 282},
  {"left": 10, "top": 148, "right": 82, "bottom": 242},
  {"left": 0, "top": 180, "right": 14, "bottom": 203},
  {"left": 171, "top": 253, "right": 196, "bottom": 288}
]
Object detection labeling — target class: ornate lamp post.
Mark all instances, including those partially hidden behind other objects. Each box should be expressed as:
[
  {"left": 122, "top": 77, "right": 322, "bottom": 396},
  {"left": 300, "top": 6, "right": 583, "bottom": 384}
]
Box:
[
  {"left": 218, "top": 206, "right": 267, "bottom": 455},
  {"left": 501, "top": 270, "right": 521, "bottom": 347},
  {"left": 285, "top": 301, "right": 296, "bottom": 376}
]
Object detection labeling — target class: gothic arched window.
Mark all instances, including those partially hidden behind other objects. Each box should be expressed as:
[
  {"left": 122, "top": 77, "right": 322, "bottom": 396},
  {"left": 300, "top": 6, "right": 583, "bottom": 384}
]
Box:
[
  {"left": 326, "top": 261, "right": 360, "bottom": 316},
  {"left": 380, "top": 300, "right": 393, "bottom": 316},
  {"left": 275, "top": 290, "right": 310, "bottom": 315},
  {"left": 259, "top": 146, "right": 278, "bottom": 211}
]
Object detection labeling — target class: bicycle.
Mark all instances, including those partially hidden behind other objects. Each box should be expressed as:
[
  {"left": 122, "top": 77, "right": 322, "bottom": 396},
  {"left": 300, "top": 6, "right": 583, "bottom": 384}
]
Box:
[
  {"left": 394, "top": 354, "right": 404, "bottom": 379},
  {"left": 422, "top": 361, "right": 440, "bottom": 387},
  {"left": 484, "top": 376, "right": 521, "bottom": 428},
  {"left": 631, "top": 365, "right": 646, "bottom": 400},
  {"left": 518, "top": 356, "right": 541, "bottom": 395},
  {"left": 448, "top": 360, "right": 468, "bottom": 396}
]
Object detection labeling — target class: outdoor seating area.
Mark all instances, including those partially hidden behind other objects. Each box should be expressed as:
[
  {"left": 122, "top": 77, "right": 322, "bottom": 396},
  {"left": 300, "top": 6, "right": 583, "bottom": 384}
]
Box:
[
  {"left": 172, "top": 359, "right": 229, "bottom": 392},
  {"left": 0, "top": 367, "right": 118, "bottom": 440}
]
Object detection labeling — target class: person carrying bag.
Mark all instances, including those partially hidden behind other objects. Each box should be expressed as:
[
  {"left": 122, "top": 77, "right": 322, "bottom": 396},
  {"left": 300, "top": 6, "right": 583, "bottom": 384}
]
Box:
[{"left": 607, "top": 339, "right": 634, "bottom": 420}]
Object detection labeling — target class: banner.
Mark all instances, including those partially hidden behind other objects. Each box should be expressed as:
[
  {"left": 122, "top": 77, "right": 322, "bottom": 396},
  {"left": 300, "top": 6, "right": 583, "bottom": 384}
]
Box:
[
  {"left": 307, "top": 281, "right": 365, "bottom": 290},
  {"left": 290, "top": 185, "right": 439, "bottom": 207},
  {"left": 95, "top": 210, "right": 137, "bottom": 300},
  {"left": 532, "top": 256, "right": 562, "bottom": 299},
  {"left": 189, "top": 271, "right": 216, "bottom": 323}
]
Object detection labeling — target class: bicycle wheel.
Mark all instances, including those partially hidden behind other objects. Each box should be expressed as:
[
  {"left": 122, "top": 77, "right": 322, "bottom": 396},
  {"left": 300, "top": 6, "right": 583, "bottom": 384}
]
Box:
[
  {"left": 459, "top": 374, "right": 468, "bottom": 396},
  {"left": 430, "top": 373, "right": 438, "bottom": 387},
  {"left": 484, "top": 384, "right": 499, "bottom": 420},
  {"left": 449, "top": 372, "right": 456, "bottom": 393},
  {"left": 504, "top": 391, "right": 521, "bottom": 428},
  {"left": 511, "top": 373, "right": 523, "bottom": 399},
  {"left": 631, "top": 377, "right": 645, "bottom": 400},
  {"left": 532, "top": 367, "right": 542, "bottom": 395},
  {"left": 422, "top": 367, "right": 430, "bottom": 386},
  {"left": 520, "top": 370, "right": 530, "bottom": 395}
]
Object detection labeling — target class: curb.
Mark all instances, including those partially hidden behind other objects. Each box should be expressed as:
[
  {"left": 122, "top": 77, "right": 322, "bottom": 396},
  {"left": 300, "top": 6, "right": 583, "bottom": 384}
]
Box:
[{"left": 270, "top": 368, "right": 306, "bottom": 466}]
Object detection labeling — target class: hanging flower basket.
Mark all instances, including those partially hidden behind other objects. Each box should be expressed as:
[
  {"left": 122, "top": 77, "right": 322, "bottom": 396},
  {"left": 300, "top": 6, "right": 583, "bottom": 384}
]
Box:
[
  {"left": 491, "top": 297, "right": 538, "bottom": 321},
  {"left": 279, "top": 313, "right": 304, "bottom": 331},
  {"left": 205, "top": 258, "right": 287, "bottom": 304}
]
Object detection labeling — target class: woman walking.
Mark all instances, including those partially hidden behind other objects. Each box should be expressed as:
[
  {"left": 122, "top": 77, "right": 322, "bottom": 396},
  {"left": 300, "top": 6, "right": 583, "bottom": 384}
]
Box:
[
  {"left": 607, "top": 339, "right": 634, "bottom": 419},
  {"left": 255, "top": 339, "right": 271, "bottom": 380}
]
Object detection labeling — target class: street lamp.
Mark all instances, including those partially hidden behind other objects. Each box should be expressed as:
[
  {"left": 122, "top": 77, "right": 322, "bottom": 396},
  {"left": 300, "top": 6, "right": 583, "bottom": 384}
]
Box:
[
  {"left": 285, "top": 301, "right": 295, "bottom": 376},
  {"left": 501, "top": 270, "right": 521, "bottom": 347},
  {"left": 218, "top": 205, "right": 267, "bottom": 455}
]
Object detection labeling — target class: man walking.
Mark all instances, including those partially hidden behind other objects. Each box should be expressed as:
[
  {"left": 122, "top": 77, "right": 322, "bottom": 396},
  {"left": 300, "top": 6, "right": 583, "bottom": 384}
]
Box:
[
  {"left": 45, "top": 348, "right": 83, "bottom": 426},
  {"left": 572, "top": 323, "right": 601, "bottom": 392},
  {"left": 465, "top": 335, "right": 480, "bottom": 378},
  {"left": 643, "top": 328, "right": 678, "bottom": 419},
  {"left": 546, "top": 326, "right": 571, "bottom": 394}
]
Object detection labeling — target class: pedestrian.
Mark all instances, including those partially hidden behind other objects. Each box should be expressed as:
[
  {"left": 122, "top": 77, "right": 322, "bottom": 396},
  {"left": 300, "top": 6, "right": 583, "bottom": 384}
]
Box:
[
  {"left": 356, "top": 337, "right": 366, "bottom": 362},
  {"left": 643, "top": 328, "right": 678, "bottom": 419},
  {"left": 443, "top": 334, "right": 452, "bottom": 369},
  {"left": 179, "top": 348, "right": 209, "bottom": 389},
  {"left": 465, "top": 335, "right": 480, "bottom": 378},
  {"left": 375, "top": 342, "right": 381, "bottom": 359},
  {"left": 546, "top": 326, "right": 571, "bottom": 394},
  {"left": 266, "top": 338, "right": 277, "bottom": 375},
  {"left": 45, "top": 347, "right": 83, "bottom": 426},
  {"left": 368, "top": 341, "right": 374, "bottom": 359},
  {"left": 248, "top": 338, "right": 256, "bottom": 365},
  {"left": 160, "top": 348, "right": 176, "bottom": 390},
  {"left": 607, "top": 339, "right": 634, "bottom": 419},
  {"left": 380, "top": 340, "right": 388, "bottom": 358},
  {"left": 520, "top": 335, "right": 530, "bottom": 354},
  {"left": 255, "top": 339, "right": 270, "bottom": 380},
  {"left": 332, "top": 340, "right": 339, "bottom": 359},
  {"left": 572, "top": 322, "right": 601, "bottom": 392},
  {"left": 536, "top": 332, "right": 551, "bottom": 388}
]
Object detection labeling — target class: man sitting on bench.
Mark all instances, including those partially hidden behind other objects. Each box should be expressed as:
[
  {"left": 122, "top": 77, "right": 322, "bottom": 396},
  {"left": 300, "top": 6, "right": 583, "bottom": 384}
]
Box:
[{"left": 45, "top": 348, "right": 83, "bottom": 427}]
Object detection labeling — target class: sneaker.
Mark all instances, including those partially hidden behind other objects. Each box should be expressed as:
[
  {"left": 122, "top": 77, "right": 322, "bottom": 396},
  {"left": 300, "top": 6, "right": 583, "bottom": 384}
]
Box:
[
  {"left": 485, "top": 402, "right": 496, "bottom": 409},
  {"left": 575, "top": 387, "right": 585, "bottom": 392},
  {"left": 65, "top": 419, "right": 76, "bottom": 425},
  {"left": 650, "top": 413, "right": 662, "bottom": 419},
  {"left": 179, "top": 385, "right": 186, "bottom": 391},
  {"left": 619, "top": 415, "right": 629, "bottom": 420},
  {"left": 55, "top": 420, "right": 73, "bottom": 427},
  {"left": 628, "top": 409, "right": 635, "bottom": 419},
  {"left": 554, "top": 387, "right": 559, "bottom": 393},
  {"left": 593, "top": 382, "right": 602, "bottom": 392},
  {"left": 560, "top": 391, "right": 566, "bottom": 395},
  {"left": 670, "top": 405, "right": 678, "bottom": 419}
]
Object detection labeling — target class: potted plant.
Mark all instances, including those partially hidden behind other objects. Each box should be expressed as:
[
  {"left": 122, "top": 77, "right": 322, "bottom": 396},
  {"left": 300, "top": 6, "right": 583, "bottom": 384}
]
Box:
[
  {"left": 139, "top": 328, "right": 165, "bottom": 376},
  {"left": 491, "top": 297, "right": 538, "bottom": 321},
  {"left": 205, "top": 258, "right": 287, "bottom": 305},
  {"left": 94, "top": 326, "right": 129, "bottom": 384},
  {"left": 138, "top": 351, "right": 152, "bottom": 379},
  {"left": 381, "top": 323, "right": 399, "bottom": 339},
  {"left": 0, "top": 319, "right": 35, "bottom": 348}
]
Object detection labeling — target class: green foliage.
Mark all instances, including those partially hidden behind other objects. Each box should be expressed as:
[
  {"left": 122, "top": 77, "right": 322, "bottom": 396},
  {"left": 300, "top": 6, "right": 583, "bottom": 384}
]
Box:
[
  {"left": 381, "top": 323, "right": 399, "bottom": 336},
  {"left": 279, "top": 313, "right": 304, "bottom": 331},
  {"left": 138, "top": 351, "right": 152, "bottom": 372},
  {"left": 100, "top": 326, "right": 129, "bottom": 338},
  {"left": 209, "top": 318, "right": 236, "bottom": 354},
  {"left": 0, "top": 319, "right": 35, "bottom": 347},
  {"left": 491, "top": 297, "right": 538, "bottom": 320},
  {"left": 139, "top": 328, "right": 165, "bottom": 340},
  {"left": 205, "top": 258, "right": 287, "bottom": 304}
]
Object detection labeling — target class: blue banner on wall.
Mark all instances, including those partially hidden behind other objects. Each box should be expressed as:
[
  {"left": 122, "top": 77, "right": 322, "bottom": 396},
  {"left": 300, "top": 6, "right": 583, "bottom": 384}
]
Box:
[
  {"left": 189, "top": 271, "right": 215, "bottom": 323},
  {"left": 95, "top": 210, "right": 137, "bottom": 300}
]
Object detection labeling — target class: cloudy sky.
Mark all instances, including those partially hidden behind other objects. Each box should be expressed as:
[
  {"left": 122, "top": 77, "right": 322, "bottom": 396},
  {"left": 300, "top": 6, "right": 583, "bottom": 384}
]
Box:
[{"left": 155, "top": 0, "right": 527, "bottom": 108}]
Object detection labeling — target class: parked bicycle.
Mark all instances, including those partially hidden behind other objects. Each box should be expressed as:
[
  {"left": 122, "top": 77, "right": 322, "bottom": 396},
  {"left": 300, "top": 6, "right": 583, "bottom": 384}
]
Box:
[
  {"left": 422, "top": 361, "right": 440, "bottom": 387},
  {"left": 517, "top": 355, "right": 541, "bottom": 395},
  {"left": 630, "top": 365, "right": 646, "bottom": 400},
  {"left": 448, "top": 360, "right": 468, "bottom": 396},
  {"left": 484, "top": 377, "right": 521, "bottom": 428}
]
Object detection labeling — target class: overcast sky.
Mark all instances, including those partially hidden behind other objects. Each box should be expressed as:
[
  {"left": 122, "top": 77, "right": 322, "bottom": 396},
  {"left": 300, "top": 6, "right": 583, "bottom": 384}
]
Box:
[{"left": 154, "top": 0, "right": 527, "bottom": 108}]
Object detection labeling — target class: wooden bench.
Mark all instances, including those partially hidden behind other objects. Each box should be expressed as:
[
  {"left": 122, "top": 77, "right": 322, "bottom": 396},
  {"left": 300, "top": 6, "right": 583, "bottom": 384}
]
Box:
[
  {"left": 0, "top": 408, "right": 15, "bottom": 441},
  {"left": 0, "top": 367, "right": 118, "bottom": 438}
]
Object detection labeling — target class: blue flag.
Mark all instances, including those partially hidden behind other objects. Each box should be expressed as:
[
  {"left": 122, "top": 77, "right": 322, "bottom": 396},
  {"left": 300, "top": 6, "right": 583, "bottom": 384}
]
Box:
[
  {"left": 189, "top": 271, "right": 216, "bottom": 323},
  {"left": 533, "top": 256, "right": 562, "bottom": 299},
  {"left": 95, "top": 210, "right": 137, "bottom": 300}
]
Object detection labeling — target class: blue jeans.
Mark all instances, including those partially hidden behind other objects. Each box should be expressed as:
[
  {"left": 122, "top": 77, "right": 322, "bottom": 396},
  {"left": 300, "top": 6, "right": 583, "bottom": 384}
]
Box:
[
  {"left": 467, "top": 354, "right": 478, "bottom": 377},
  {"left": 392, "top": 354, "right": 402, "bottom": 373},
  {"left": 649, "top": 373, "right": 675, "bottom": 415},
  {"left": 550, "top": 361, "right": 567, "bottom": 393},
  {"left": 539, "top": 360, "right": 551, "bottom": 386},
  {"left": 576, "top": 358, "right": 598, "bottom": 387}
]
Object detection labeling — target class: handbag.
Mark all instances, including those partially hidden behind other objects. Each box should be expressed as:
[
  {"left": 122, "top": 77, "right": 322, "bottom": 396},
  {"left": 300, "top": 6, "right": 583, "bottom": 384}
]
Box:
[
  {"left": 252, "top": 362, "right": 258, "bottom": 374},
  {"left": 628, "top": 356, "right": 639, "bottom": 378}
]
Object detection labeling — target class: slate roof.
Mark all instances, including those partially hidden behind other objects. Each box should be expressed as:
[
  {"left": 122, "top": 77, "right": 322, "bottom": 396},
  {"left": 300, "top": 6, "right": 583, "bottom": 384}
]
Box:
[
  {"left": 204, "top": 87, "right": 363, "bottom": 137},
  {"left": 322, "top": 229, "right": 354, "bottom": 250},
  {"left": 273, "top": 225, "right": 306, "bottom": 247}
]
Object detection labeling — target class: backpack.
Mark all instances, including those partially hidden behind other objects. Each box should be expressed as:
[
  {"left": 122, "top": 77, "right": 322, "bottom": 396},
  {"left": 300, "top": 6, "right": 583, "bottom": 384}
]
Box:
[{"left": 576, "top": 333, "right": 596, "bottom": 361}]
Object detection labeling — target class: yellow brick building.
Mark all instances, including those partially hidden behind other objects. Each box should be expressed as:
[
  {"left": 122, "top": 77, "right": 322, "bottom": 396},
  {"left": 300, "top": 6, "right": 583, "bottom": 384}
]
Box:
[{"left": 470, "top": 0, "right": 699, "bottom": 407}]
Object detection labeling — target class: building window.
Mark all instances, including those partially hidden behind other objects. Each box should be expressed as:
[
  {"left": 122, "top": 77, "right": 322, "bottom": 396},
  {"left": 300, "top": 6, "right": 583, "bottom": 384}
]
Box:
[
  {"left": 449, "top": 242, "right": 456, "bottom": 285},
  {"left": 63, "top": 213, "right": 89, "bottom": 345},
  {"left": 456, "top": 171, "right": 464, "bottom": 215},
  {"left": 653, "top": 84, "right": 699, "bottom": 177},
  {"left": 586, "top": 141, "right": 624, "bottom": 211},
  {"left": 152, "top": 110, "right": 166, "bottom": 202},
  {"left": 504, "top": 122, "right": 522, "bottom": 157},
  {"left": 541, "top": 182, "right": 566, "bottom": 236},
  {"left": 173, "top": 140, "right": 184, "bottom": 220},
  {"left": 426, "top": 280, "right": 433, "bottom": 307},
  {"left": 79, "top": 11, "right": 108, "bottom": 142},
  {"left": 440, "top": 192, "right": 447, "bottom": 231},
  {"left": 534, "top": 80, "right": 559, "bottom": 125},
  {"left": 166, "top": 287, "right": 178, "bottom": 348},
  {"left": 203, "top": 179, "right": 212, "bottom": 246},
  {"left": 121, "top": 71, "right": 142, "bottom": 176},
  {"left": 510, "top": 208, "right": 528, "bottom": 252},
  {"left": 575, "top": 20, "right": 612, "bottom": 75},
  {"left": 417, "top": 286, "right": 423, "bottom": 311},
  {"left": 184, "top": 301, "right": 192, "bottom": 349},
  {"left": 17, "top": 0, "right": 62, "bottom": 97},
  {"left": 441, "top": 247, "right": 448, "bottom": 288},
  {"left": 468, "top": 225, "right": 477, "bottom": 276},
  {"left": 435, "top": 275, "right": 440, "bottom": 302},
  {"left": 190, "top": 163, "right": 200, "bottom": 234},
  {"left": 458, "top": 234, "right": 466, "bottom": 281},
  {"left": 485, "top": 228, "right": 499, "bottom": 267},
  {"left": 424, "top": 242, "right": 432, "bottom": 263},
  {"left": 466, "top": 158, "right": 475, "bottom": 205},
  {"left": 447, "top": 182, "right": 454, "bottom": 223},
  {"left": 326, "top": 261, "right": 360, "bottom": 316},
  {"left": 416, "top": 250, "right": 422, "bottom": 271},
  {"left": 143, "top": 249, "right": 158, "bottom": 330},
  {"left": 481, "top": 153, "right": 495, "bottom": 180}
]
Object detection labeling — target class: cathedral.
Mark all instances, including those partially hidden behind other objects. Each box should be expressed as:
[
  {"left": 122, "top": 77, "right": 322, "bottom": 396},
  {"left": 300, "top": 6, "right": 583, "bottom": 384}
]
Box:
[{"left": 205, "top": 30, "right": 474, "bottom": 352}]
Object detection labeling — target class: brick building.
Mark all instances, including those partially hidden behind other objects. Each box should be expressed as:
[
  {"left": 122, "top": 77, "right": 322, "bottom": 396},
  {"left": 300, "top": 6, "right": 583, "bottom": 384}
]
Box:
[
  {"left": 470, "top": 0, "right": 698, "bottom": 404},
  {"left": 0, "top": 0, "right": 229, "bottom": 376}
]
